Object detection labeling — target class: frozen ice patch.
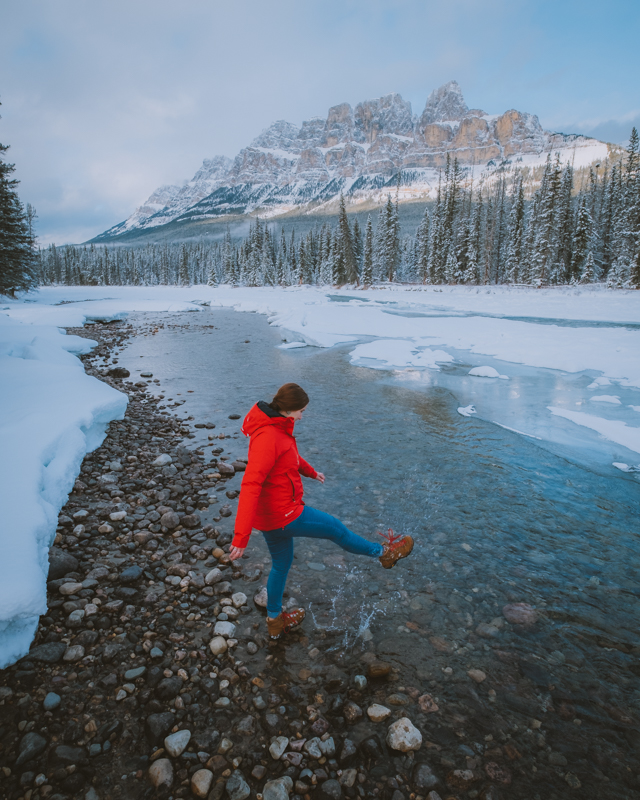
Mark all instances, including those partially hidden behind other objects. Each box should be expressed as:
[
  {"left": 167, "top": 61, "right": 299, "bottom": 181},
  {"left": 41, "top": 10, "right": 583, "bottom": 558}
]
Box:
[
  {"left": 548, "top": 407, "right": 640, "bottom": 455},
  {"left": 590, "top": 395, "right": 621, "bottom": 404},
  {"left": 349, "top": 339, "right": 453, "bottom": 371},
  {"left": 469, "top": 366, "right": 508, "bottom": 379},
  {"left": 613, "top": 462, "right": 640, "bottom": 473},
  {"left": 457, "top": 404, "right": 477, "bottom": 417},
  {"left": 587, "top": 377, "right": 612, "bottom": 389},
  {"left": 278, "top": 341, "right": 308, "bottom": 349}
]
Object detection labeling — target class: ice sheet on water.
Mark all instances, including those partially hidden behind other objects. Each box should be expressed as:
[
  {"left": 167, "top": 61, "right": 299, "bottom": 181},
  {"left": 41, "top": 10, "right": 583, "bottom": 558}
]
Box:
[
  {"left": 457, "top": 404, "right": 477, "bottom": 417},
  {"left": 548, "top": 407, "right": 640, "bottom": 455},
  {"left": 590, "top": 395, "right": 621, "bottom": 404},
  {"left": 468, "top": 365, "right": 508, "bottom": 379}
]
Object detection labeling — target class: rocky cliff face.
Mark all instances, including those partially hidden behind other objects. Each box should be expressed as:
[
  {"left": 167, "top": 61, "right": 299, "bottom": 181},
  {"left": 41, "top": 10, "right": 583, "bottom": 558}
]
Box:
[{"left": 95, "top": 82, "right": 610, "bottom": 241}]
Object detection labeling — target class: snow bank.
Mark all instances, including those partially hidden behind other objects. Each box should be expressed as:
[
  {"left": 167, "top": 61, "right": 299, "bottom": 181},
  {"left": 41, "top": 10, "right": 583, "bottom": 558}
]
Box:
[{"left": 0, "top": 312, "right": 128, "bottom": 668}]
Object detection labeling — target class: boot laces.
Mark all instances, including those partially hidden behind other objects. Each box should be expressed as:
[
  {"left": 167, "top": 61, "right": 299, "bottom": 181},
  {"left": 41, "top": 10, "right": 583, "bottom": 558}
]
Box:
[{"left": 379, "top": 528, "right": 403, "bottom": 550}]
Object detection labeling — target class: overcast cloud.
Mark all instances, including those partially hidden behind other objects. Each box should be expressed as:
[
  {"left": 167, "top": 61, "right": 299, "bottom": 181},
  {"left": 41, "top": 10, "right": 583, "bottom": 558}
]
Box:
[{"left": 1, "top": 0, "right": 638, "bottom": 244}]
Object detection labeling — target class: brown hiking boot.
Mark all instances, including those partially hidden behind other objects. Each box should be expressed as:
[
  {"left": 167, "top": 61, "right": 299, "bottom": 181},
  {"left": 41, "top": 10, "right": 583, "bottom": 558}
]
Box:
[
  {"left": 266, "top": 608, "right": 306, "bottom": 640},
  {"left": 379, "top": 529, "right": 414, "bottom": 569}
]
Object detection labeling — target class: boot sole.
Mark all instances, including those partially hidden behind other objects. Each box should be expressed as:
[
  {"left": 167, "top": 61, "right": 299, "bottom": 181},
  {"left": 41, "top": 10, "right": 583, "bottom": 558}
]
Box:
[{"left": 381, "top": 537, "right": 414, "bottom": 569}]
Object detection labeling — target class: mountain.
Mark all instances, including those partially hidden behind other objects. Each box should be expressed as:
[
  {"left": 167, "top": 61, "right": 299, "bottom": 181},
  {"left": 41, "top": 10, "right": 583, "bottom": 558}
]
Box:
[{"left": 93, "top": 81, "right": 612, "bottom": 242}]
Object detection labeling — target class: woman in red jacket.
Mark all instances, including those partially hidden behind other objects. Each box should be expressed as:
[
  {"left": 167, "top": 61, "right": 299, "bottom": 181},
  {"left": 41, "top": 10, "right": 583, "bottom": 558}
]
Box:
[{"left": 230, "top": 383, "right": 413, "bottom": 639}]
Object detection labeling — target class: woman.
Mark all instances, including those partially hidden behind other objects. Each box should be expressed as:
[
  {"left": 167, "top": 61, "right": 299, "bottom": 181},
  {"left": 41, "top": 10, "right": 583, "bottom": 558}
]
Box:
[{"left": 230, "top": 383, "right": 413, "bottom": 640}]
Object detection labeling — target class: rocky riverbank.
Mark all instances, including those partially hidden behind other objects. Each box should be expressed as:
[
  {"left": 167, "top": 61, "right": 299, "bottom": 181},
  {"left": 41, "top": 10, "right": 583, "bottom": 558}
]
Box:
[{"left": 1, "top": 315, "right": 638, "bottom": 800}]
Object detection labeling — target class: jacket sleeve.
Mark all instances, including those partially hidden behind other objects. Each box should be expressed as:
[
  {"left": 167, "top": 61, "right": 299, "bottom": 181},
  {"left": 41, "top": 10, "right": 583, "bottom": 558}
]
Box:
[
  {"left": 298, "top": 456, "right": 318, "bottom": 479},
  {"left": 233, "top": 431, "right": 278, "bottom": 549}
]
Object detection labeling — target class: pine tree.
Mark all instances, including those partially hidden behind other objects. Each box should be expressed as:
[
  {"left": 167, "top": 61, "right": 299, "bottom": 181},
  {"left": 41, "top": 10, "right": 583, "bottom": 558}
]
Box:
[
  {"left": 570, "top": 196, "right": 592, "bottom": 282},
  {"left": 415, "top": 206, "right": 430, "bottom": 284},
  {"left": 0, "top": 136, "right": 37, "bottom": 295},
  {"left": 362, "top": 215, "right": 374, "bottom": 287},
  {"left": 337, "top": 195, "right": 358, "bottom": 284},
  {"left": 580, "top": 251, "right": 595, "bottom": 284},
  {"left": 505, "top": 177, "right": 525, "bottom": 283}
]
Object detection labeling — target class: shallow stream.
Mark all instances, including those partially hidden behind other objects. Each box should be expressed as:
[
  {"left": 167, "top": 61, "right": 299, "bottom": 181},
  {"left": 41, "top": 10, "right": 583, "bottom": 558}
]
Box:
[{"left": 114, "top": 307, "right": 640, "bottom": 798}]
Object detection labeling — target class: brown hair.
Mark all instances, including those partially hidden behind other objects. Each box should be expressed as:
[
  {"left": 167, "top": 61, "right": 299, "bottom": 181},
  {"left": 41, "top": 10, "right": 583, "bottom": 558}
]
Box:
[{"left": 271, "top": 383, "right": 309, "bottom": 413}]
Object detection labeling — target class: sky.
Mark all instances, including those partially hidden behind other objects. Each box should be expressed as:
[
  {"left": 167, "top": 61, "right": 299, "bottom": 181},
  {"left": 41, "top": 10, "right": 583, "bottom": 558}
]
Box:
[{"left": 1, "top": 0, "right": 639, "bottom": 245}]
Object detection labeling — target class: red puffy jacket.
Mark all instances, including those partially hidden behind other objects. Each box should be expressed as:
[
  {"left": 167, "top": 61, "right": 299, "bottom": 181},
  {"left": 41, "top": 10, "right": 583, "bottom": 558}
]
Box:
[{"left": 232, "top": 402, "right": 318, "bottom": 548}]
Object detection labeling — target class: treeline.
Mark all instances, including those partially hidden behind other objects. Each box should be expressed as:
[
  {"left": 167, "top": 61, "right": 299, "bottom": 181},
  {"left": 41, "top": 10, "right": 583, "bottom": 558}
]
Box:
[{"left": 38, "top": 130, "right": 640, "bottom": 290}]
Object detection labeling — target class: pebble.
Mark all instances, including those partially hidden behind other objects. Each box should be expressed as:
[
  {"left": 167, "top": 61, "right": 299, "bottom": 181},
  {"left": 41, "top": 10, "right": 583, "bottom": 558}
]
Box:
[
  {"left": 43, "top": 692, "right": 61, "bottom": 711},
  {"left": 354, "top": 674, "right": 367, "bottom": 689},
  {"left": 231, "top": 591, "right": 247, "bottom": 607},
  {"left": 16, "top": 732, "right": 48, "bottom": 766},
  {"left": 269, "top": 736, "right": 289, "bottom": 760},
  {"left": 226, "top": 770, "right": 250, "bottom": 800},
  {"left": 63, "top": 645, "right": 85, "bottom": 662},
  {"left": 148, "top": 758, "right": 173, "bottom": 788},
  {"left": 262, "top": 775, "right": 293, "bottom": 800},
  {"left": 59, "top": 582, "right": 84, "bottom": 596},
  {"left": 502, "top": 602, "right": 538, "bottom": 625},
  {"left": 164, "top": 728, "right": 192, "bottom": 757},
  {"left": 386, "top": 717, "right": 423, "bottom": 752},
  {"left": 191, "top": 768, "right": 214, "bottom": 798},
  {"left": 254, "top": 586, "right": 268, "bottom": 607},
  {"left": 367, "top": 660, "right": 391, "bottom": 679},
  {"left": 209, "top": 635, "right": 228, "bottom": 656},
  {"left": 25, "top": 641, "right": 66, "bottom": 663},
  {"left": 367, "top": 703, "right": 391, "bottom": 722},
  {"left": 205, "top": 567, "right": 223, "bottom": 585},
  {"left": 343, "top": 701, "right": 363, "bottom": 723},
  {"left": 214, "top": 620, "right": 236, "bottom": 638},
  {"left": 467, "top": 668, "right": 486, "bottom": 683},
  {"left": 124, "top": 666, "right": 146, "bottom": 680},
  {"left": 153, "top": 454, "right": 173, "bottom": 466}
]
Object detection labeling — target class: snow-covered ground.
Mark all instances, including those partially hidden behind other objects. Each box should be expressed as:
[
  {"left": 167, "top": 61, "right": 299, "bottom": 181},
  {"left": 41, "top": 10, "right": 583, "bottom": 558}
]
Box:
[{"left": 1, "top": 282, "right": 639, "bottom": 666}]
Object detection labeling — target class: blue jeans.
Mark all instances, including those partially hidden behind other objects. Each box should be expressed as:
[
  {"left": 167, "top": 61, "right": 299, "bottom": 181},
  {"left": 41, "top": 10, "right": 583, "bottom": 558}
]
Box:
[{"left": 261, "top": 505, "right": 384, "bottom": 617}]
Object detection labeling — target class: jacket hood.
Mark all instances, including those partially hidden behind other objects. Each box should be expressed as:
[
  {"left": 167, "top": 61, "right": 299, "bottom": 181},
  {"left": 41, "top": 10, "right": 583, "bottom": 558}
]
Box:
[{"left": 242, "top": 402, "right": 294, "bottom": 437}]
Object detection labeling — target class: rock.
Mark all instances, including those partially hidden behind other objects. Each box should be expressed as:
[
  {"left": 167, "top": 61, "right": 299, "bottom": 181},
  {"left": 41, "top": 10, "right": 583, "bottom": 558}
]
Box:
[
  {"left": 343, "top": 701, "right": 363, "bottom": 723},
  {"left": 145, "top": 712, "right": 175, "bottom": 744},
  {"left": 59, "top": 582, "right": 84, "bottom": 596},
  {"left": 48, "top": 547, "right": 79, "bottom": 580},
  {"left": 254, "top": 586, "right": 268, "bottom": 607},
  {"left": 218, "top": 462, "right": 235, "bottom": 476},
  {"left": 467, "top": 669, "right": 486, "bottom": 683},
  {"left": 247, "top": 641, "right": 258, "bottom": 654},
  {"left": 52, "top": 744, "right": 87, "bottom": 766},
  {"left": 148, "top": 758, "right": 173, "bottom": 788},
  {"left": 191, "top": 768, "right": 214, "bottom": 798},
  {"left": 214, "top": 620, "right": 236, "bottom": 638},
  {"left": 119, "top": 565, "right": 143, "bottom": 583},
  {"left": 354, "top": 675, "right": 367, "bottom": 689},
  {"left": 446, "top": 769, "right": 478, "bottom": 790},
  {"left": 67, "top": 608, "right": 85, "bottom": 627},
  {"left": 339, "top": 769, "right": 357, "bottom": 788},
  {"left": 107, "top": 367, "right": 130, "bottom": 378},
  {"left": 231, "top": 591, "right": 247, "bottom": 607},
  {"left": 181, "top": 513, "right": 201, "bottom": 529},
  {"left": 16, "top": 732, "right": 47, "bottom": 766},
  {"left": 124, "top": 666, "right": 146, "bottom": 680},
  {"left": 339, "top": 739, "right": 357, "bottom": 763},
  {"left": 367, "top": 704, "right": 391, "bottom": 722},
  {"left": 226, "top": 771, "right": 250, "bottom": 800},
  {"left": 140, "top": 371, "right": 153, "bottom": 377},
  {"left": 231, "top": 461, "right": 246, "bottom": 471},
  {"left": 484, "top": 762, "right": 512, "bottom": 784},
  {"left": 209, "top": 636, "right": 228, "bottom": 656},
  {"left": 155, "top": 676, "right": 183, "bottom": 700},
  {"left": 205, "top": 568, "right": 223, "bottom": 585},
  {"left": 160, "top": 511, "right": 180, "bottom": 530},
  {"left": 304, "top": 737, "right": 323, "bottom": 759},
  {"left": 109, "top": 511, "right": 126, "bottom": 521},
  {"left": 43, "top": 692, "right": 61, "bottom": 711},
  {"left": 475, "top": 622, "right": 501, "bottom": 638},
  {"left": 367, "top": 660, "right": 391, "bottom": 679},
  {"left": 27, "top": 642, "right": 66, "bottom": 663},
  {"left": 418, "top": 694, "right": 439, "bottom": 713},
  {"left": 63, "top": 645, "right": 85, "bottom": 662},
  {"left": 164, "top": 729, "right": 191, "bottom": 757},
  {"left": 502, "top": 602, "right": 538, "bottom": 625},
  {"left": 153, "top": 454, "right": 172, "bottom": 466},
  {"left": 413, "top": 763, "right": 438, "bottom": 790},
  {"left": 263, "top": 775, "right": 293, "bottom": 800},
  {"left": 387, "top": 717, "right": 422, "bottom": 752},
  {"left": 319, "top": 778, "right": 342, "bottom": 799},
  {"left": 269, "top": 736, "right": 289, "bottom": 759}
]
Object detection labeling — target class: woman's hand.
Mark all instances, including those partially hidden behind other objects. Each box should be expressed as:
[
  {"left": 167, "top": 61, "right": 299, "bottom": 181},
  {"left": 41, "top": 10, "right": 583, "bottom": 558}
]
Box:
[
  {"left": 315, "top": 472, "right": 325, "bottom": 484},
  {"left": 229, "top": 546, "right": 246, "bottom": 560}
]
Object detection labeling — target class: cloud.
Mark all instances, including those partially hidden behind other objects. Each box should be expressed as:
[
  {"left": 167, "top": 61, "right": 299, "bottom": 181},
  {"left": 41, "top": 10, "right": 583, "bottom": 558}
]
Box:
[{"left": 1, "top": 0, "right": 638, "bottom": 244}]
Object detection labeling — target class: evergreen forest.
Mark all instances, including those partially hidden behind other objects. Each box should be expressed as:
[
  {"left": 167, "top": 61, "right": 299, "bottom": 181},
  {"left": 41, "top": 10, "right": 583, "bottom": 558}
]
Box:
[{"left": 36, "top": 131, "right": 640, "bottom": 291}]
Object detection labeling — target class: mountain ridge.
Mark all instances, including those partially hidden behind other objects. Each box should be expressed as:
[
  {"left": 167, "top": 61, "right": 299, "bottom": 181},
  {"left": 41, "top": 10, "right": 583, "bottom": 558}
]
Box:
[{"left": 92, "top": 81, "right": 613, "bottom": 243}]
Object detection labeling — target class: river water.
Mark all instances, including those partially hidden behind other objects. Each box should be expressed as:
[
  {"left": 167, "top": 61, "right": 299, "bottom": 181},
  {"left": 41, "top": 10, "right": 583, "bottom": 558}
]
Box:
[{"left": 115, "top": 307, "right": 640, "bottom": 799}]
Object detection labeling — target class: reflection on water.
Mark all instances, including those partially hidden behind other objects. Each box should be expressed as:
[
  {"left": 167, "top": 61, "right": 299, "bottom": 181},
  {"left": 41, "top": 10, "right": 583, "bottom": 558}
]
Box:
[{"left": 118, "top": 308, "right": 640, "bottom": 799}]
